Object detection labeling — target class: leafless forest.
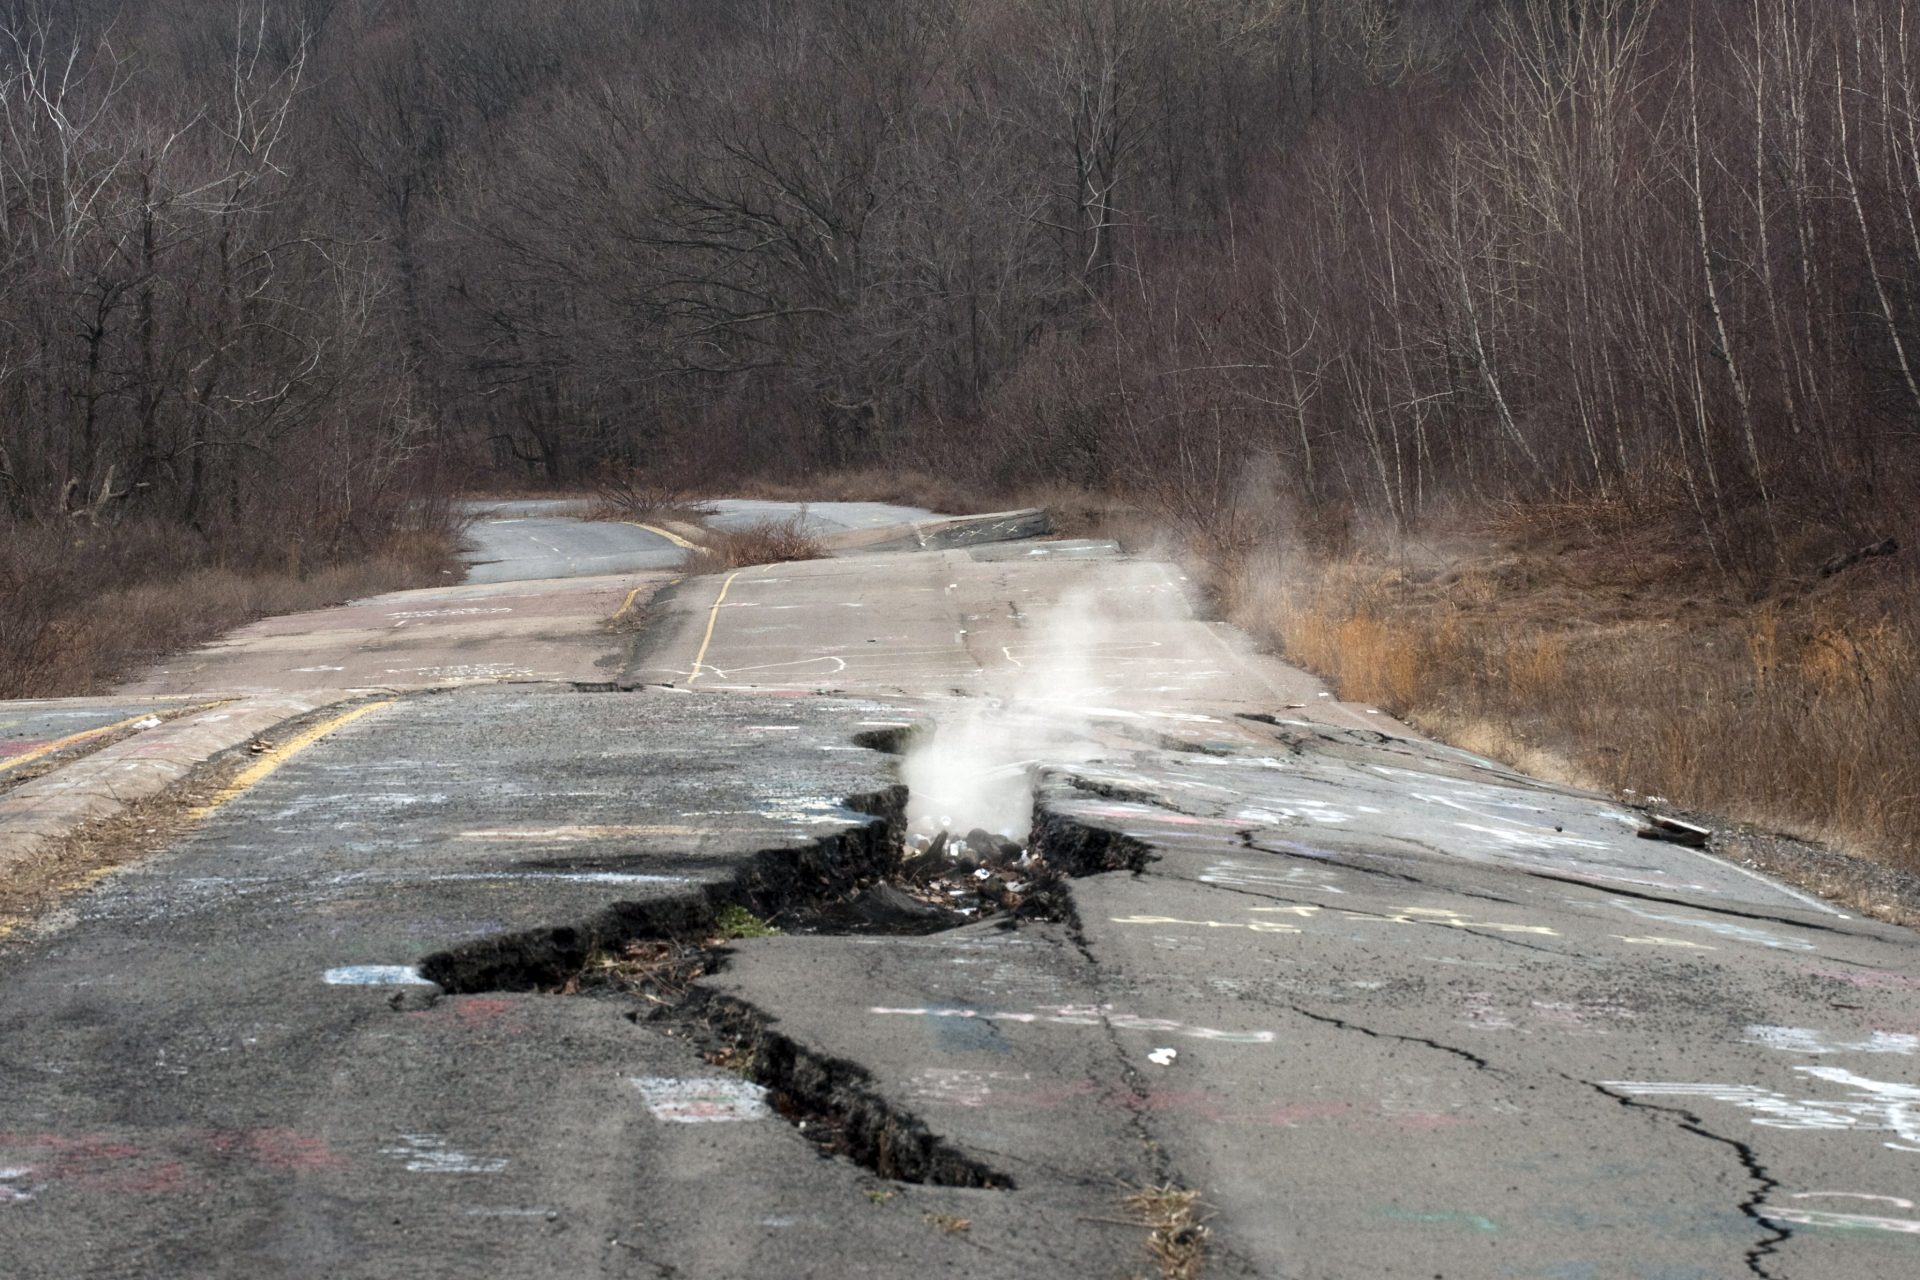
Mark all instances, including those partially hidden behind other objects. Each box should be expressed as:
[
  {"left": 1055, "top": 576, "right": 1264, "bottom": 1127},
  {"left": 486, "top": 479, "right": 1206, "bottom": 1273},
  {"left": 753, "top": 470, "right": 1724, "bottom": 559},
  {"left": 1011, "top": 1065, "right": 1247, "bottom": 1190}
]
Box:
[
  {"left": 2, "top": 0, "right": 1917, "bottom": 862},
  {"left": 4, "top": 0, "right": 1916, "bottom": 548}
]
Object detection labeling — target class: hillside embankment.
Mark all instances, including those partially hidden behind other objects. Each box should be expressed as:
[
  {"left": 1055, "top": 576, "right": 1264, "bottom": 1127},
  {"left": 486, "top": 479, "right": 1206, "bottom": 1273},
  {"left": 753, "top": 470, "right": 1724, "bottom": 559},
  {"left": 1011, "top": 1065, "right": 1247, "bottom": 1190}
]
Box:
[{"left": 1221, "top": 501, "right": 1920, "bottom": 897}]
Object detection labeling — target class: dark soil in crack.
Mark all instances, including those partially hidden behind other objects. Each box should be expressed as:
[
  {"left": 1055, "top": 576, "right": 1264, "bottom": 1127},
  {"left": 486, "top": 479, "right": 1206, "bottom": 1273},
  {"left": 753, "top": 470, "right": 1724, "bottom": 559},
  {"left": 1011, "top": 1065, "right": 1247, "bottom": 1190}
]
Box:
[{"left": 670, "top": 990, "right": 1014, "bottom": 1188}]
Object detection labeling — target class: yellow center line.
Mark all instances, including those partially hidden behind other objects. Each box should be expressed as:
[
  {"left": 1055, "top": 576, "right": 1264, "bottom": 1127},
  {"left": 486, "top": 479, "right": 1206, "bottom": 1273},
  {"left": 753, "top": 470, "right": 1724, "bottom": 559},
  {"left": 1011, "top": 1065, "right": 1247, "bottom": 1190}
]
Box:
[
  {"left": 687, "top": 571, "right": 742, "bottom": 687},
  {"left": 625, "top": 522, "right": 701, "bottom": 552},
  {"left": 610, "top": 573, "right": 686, "bottom": 622},
  {"left": 188, "top": 700, "right": 395, "bottom": 819},
  {"left": 0, "top": 709, "right": 180, "bottom": 776},
  {"left": 612, "top": 585, "right": 647, "bottom": 620}
]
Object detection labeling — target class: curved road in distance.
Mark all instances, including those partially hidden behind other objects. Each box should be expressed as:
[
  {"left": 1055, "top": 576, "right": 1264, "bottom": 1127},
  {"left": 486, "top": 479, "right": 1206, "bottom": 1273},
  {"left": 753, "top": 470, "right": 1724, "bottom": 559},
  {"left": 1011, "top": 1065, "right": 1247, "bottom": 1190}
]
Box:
[{"left": 460, "top": 500, "right": 689, "bottom": 584}]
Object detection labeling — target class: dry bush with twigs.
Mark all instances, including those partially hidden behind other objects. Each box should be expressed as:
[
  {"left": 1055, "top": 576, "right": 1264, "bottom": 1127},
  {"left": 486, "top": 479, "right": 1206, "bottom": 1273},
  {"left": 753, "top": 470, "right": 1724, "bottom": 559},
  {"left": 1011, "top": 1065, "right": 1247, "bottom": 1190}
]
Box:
[
  {"left": 585, "top": 464, "right": 714, "bottom": 525},
  {"left": 0, "top": 519, "right": 457, "bottom": 699},
  {"left": 687, "top": 517, "right": 828, "bottom": 573}
]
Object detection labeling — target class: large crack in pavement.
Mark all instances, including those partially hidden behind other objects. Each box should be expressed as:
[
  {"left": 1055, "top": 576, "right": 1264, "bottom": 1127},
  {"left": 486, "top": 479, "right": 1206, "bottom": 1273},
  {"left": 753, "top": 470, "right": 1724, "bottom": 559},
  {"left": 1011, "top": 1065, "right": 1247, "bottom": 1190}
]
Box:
[
  {"left": 1582, "top": 1079, "right": 1792, "bottom": 1279},
  {"left": 417, "top": 727, "right": 1178, "bottom": 1196}
]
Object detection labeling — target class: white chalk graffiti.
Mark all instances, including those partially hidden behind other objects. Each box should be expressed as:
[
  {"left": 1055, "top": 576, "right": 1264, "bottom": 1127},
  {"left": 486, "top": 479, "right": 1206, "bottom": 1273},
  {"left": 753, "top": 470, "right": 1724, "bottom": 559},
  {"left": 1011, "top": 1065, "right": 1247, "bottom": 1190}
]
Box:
[
  {"left": 630, "top": 1077, "right": 771, "bottom": 1123},
  {"left": 1761, "top": 1193, "right": 1920, "bottom": 1236},
  {"left": 1198, "top": 861, "right": 1346, "bottom": 894},
  {"left": 910, "top": 1068, "right": 1035, "bottom": 1107},
  {"left": 1232, "top": 799, "right": 1352, "bottom": 825},
  {"left": 1612, "top": 935, "right": 1717, "bottom": 949},
  {"left": 1114, "top": 904, "right": 1558, "bottom": 939},
  {"left": 380, "top": 1134, "right": 509, "bottom": 1174},
  {"left": 872, "top": 1004, "right": 1275, "bottom": 1044},
  {"left": 323, "top": 965, "right": 433, "bottom": 987},
  {"left": 0, "top": 1166, "right": 36, "bottom": 1205},
  {"left": 1607, "top": 1067, "right": 1920, "bottom": 1152},
  {"left": 1745, "top": 1025, "right": 1920, "bottom": 1056},
  {"left": 387, "top": 607, "right": 513, "bottom": 620},
  {"left": 1607, "top": 899, "right": 1814, "bottom": 952}
]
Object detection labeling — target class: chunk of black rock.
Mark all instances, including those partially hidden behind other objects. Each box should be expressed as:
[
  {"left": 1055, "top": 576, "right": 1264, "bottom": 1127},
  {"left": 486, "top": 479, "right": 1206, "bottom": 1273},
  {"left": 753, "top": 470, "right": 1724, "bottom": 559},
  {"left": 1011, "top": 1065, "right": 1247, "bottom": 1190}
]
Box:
[
  {"left": 825, "top": 884, "right": 956, "bottom": 934},
  {"left": 1636, "top": 815, "right": 1711, "bottom": 848}
]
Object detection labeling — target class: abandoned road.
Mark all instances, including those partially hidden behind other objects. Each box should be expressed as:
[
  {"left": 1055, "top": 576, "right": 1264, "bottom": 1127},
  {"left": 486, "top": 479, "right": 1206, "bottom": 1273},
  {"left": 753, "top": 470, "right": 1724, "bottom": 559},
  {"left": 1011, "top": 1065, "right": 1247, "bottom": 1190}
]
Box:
[{"left": 2, "top": 503, "right": 1917, "bottom": 1279}]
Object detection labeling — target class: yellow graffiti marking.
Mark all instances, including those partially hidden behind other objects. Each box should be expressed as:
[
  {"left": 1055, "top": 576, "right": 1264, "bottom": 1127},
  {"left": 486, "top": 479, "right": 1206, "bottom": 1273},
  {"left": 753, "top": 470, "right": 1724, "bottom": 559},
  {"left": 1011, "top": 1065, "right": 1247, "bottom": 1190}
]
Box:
[{"left": 626, "top": 522, "right": 700, "bottom": 551}]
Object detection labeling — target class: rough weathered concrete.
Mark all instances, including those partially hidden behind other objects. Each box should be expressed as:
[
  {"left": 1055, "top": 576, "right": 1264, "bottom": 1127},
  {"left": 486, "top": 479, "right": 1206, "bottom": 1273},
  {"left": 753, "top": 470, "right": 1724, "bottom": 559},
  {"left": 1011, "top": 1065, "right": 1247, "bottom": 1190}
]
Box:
[
  {"left": 4, "top": 510, "right": 1918, "bottom": 1279},
  {"left": 0, "top": 695, "right": 328, "bottom": 875},
  {"left": 119, "top": 573, "right": 665, "bottom": 697},
  {"left": 0, "top": 688, "right": 1123, "bottom": 1279}
]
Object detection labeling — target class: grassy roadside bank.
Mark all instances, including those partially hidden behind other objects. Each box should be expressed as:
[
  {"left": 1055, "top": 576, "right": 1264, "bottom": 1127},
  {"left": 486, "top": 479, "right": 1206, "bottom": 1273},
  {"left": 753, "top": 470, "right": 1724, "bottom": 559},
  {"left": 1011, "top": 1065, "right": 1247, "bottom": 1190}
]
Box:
[
  {"left": 0, "top": 520, "right": 461, "bottom": 700},
  {"left": 1220, "top": 503, "right": 1919, "bottom": 878}
]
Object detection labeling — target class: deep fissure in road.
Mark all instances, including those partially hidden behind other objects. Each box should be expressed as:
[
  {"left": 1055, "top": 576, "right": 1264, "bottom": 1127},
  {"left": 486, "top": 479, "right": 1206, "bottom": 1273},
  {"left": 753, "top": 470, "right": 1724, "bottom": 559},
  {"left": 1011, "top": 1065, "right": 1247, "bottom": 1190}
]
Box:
[{"left": 418, "top": 725, "right": 1153, "bottom": 1189}]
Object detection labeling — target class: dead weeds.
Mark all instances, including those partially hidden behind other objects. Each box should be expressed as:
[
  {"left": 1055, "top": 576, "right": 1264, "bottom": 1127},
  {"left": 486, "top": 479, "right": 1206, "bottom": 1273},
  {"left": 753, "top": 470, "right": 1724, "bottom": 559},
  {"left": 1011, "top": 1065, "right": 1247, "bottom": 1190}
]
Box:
[
  {"left": 1226, "top": 502, "right": 1920, "bottom": 876},
  {"left": 0, "top": 520, "right": 458, "bottom": 699},
  {"left": 562, "top": 938, "right": 710, "bottom": 1004},
  {"left": 0, "top": 746, "right": 253, "bottom": 943},
  {"left": 688, "top": 516, "right": 828, "bottom": 572},
  {"left": 1126, "top": 1184, "right": 1210, "bottom": 1280}
]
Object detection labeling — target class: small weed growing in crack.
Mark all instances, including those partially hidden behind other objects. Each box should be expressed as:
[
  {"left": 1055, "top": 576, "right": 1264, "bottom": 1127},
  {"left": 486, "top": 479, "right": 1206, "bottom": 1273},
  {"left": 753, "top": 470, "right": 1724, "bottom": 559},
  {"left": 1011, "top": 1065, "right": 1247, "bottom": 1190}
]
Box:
[
  {"left": 702, "top": 1043, "right": 759, "bottom": 1078},
  {"left": 1126, "top": 1184, "right": 1209, "bottom": 1280},
  {"left": 865, "top": 1188, "right": 897, "bottom": 1206},
  {"left": 714, "top": 905, "right": 781, "bottom": 939},
  {"left": 924, "top": 1213, "right": 971, "bottom": 1234}
]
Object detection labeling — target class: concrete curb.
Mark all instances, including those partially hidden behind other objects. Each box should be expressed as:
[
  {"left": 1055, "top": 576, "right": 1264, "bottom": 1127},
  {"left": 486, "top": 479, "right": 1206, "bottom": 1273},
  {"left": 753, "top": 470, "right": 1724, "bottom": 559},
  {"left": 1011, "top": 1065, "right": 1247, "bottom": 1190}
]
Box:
[{"left": 0, "top": 694, "right": 339, "bottom": 874}]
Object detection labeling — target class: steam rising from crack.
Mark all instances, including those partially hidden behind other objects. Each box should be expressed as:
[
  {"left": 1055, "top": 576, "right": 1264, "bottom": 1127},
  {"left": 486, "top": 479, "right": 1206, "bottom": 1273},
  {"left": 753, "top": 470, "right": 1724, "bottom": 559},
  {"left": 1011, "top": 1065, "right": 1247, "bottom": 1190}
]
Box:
[{"left": 900, "top": 563, "right": 1199, "bottom": 839}]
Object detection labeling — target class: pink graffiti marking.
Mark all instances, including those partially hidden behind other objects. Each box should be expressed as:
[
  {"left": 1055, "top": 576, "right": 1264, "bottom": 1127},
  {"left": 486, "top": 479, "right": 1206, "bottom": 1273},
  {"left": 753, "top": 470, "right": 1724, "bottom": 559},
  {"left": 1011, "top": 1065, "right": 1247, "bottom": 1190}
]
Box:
[
  {"left": 0, "top": 1127, "right": 347, "bottom": 1197},
  {"left": 206, "top": 1128, "right": 347, "bottom": 1172}
]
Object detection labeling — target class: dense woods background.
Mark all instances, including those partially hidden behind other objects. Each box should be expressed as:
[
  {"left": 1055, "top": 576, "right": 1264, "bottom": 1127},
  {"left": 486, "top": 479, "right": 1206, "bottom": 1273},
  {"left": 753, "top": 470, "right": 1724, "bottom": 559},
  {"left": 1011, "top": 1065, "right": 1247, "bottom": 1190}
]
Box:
[{"left": 6, "top": 0, "right": 1919, "bottom": 556}]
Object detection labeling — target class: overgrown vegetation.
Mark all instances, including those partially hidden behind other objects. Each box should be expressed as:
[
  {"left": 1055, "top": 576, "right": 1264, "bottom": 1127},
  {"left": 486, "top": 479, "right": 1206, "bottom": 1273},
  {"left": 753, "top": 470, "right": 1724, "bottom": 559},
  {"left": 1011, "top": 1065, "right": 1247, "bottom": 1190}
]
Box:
[
  {"left": 0, "top": 517, "right": 456, "bottom": 697},
  {"left": 1229, "top": 505, "right": 1920, "bottom": 873},
  {"left": 1126, "top": 1184, "right": 1210, "bottom": 1280},
  {"left": 688, "top": 518, "right": 829, "bottom": 573}
]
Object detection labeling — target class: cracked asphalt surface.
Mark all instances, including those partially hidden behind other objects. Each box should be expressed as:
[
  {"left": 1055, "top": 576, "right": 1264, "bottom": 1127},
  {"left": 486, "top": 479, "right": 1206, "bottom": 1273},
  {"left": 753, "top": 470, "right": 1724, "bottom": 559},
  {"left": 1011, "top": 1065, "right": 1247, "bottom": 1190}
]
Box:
[{"left": 2, "top": 504, "right": 1918, "bottom": 1278}]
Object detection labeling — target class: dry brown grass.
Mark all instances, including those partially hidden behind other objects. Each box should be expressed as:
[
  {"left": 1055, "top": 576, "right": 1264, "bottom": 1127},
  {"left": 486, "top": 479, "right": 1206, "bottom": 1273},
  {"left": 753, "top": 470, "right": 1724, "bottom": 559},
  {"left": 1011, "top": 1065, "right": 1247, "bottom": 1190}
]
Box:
[
  {"left": 1125, "top": 1184, "right": 1210, "bottom": 1280},
  {"left": 1226, "top": 504, "right": 1920, "bottom": 873},
  {"left": 687, "top": 516, "right": 828, "bottom": 571},
  {"left": 0, "top": 519, "right": 458, "bottom": 699}
]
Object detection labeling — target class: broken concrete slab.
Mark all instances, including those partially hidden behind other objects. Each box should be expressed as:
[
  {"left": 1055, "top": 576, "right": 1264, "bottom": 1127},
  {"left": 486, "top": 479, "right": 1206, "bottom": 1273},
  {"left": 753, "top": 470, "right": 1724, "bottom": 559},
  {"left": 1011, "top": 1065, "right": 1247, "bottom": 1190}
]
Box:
[{"left": 825, "top": 508, "right": 1052, "bottom": 555}]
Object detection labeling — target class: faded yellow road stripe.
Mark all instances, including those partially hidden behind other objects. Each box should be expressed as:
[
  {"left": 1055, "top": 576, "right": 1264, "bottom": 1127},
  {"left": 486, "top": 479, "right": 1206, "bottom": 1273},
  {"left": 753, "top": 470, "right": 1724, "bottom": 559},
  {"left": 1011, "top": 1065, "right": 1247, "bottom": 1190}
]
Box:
[
  {"left": 626, "top": 522, "right": 701, "bottom": 552},
  {"left": 687, "top": 571, "right": 741, "bottom": 687},
  {"left": 0, "top": 709, "right": 180, "bottom": 775},
  {"left": 612, "top": 584, "right": 648, "bottom": 620},
  {"left": 188, "top": 700, "right": 395, "bottom": 819}
]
